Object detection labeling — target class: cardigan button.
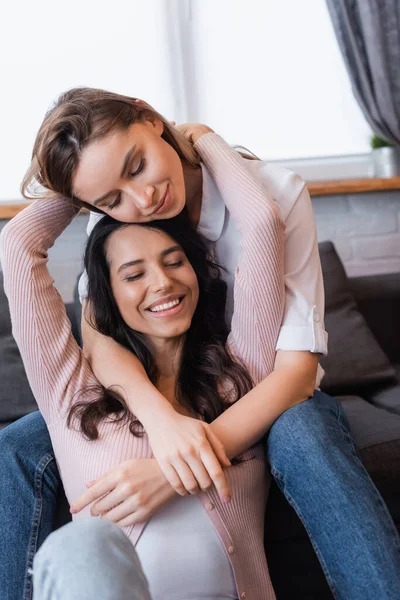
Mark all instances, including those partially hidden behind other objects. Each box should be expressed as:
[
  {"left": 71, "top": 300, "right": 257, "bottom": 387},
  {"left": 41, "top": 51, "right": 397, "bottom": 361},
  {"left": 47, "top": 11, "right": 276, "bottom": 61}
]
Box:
[
  {"left": 205, "top": 502, "right": 214, "bottom": 511},
  {"left": 228, "top": 545, "right": 235, "bottom": 554}
]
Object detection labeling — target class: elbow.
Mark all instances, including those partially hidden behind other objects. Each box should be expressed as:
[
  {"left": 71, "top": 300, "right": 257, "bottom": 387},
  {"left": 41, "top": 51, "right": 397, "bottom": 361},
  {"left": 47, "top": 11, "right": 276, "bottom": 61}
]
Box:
[
  {"left": 302, "top": 361, "right": 319, "bottom": 399},
  {"left": 0, "top": 219, "right": 28, "bottom": 281},
  {"left": 304, "top": 376, "right": 317, "bottom": 399}
]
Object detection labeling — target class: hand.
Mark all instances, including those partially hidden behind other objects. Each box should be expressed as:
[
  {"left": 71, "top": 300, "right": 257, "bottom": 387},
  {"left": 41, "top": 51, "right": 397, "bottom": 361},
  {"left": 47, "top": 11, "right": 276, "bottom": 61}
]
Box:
[
  {"left": 69, "top": 459, "right": 175, "bottom": 528},
  {"left": 145, "top": 412, "right": 232, "bottom": 503},
  {"left": 172, "top": 122, "right": 214, "bottom": 145}
]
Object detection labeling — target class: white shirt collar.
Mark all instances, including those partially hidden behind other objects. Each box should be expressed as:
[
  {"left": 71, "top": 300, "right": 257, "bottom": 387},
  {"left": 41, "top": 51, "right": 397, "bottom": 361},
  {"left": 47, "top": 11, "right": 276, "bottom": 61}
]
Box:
[{"left": 196, "top": 162, "right": 226, "bottom": 242}]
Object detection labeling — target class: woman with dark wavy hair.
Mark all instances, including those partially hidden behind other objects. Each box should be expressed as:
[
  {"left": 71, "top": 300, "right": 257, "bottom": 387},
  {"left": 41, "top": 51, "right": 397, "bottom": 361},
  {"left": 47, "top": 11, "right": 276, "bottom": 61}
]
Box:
[{"left": 2, "top": 195, "right": 278, "bottom": 598}]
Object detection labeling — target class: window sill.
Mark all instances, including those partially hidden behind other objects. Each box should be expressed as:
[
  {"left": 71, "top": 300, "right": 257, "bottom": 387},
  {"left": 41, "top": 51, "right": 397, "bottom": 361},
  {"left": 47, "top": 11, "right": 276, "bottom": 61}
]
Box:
[
  {"left": 2, "top": 174, "right": 400, "bottom": 219},
  {"left": 307, "top": 176, "right": 400, "bottom": 197}
]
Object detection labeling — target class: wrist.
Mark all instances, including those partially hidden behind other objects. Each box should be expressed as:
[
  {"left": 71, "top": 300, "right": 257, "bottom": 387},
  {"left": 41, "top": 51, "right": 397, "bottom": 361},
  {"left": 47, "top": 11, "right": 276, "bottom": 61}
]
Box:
[{"left": 136, "top": 396, "right": 177, "bottom": 429}]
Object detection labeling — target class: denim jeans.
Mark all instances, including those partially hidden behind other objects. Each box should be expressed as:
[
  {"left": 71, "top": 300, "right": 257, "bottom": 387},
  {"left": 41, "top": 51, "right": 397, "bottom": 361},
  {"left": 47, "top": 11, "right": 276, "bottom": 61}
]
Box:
[
  {"left": 1, "top": 391, "right": 400, "bottom": 600},
  {"left": 33, "top": 519, "right": 152, "bottom": 600},
  {"left": 266, "top": 390, "right": 400, "bottom": 599}
]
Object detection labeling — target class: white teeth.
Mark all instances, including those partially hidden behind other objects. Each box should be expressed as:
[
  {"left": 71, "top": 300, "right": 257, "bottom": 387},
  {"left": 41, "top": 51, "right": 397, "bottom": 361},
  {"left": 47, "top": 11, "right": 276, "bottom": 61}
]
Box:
[{"left": 149, "top": 298, "right": 181, "bottom": 312}]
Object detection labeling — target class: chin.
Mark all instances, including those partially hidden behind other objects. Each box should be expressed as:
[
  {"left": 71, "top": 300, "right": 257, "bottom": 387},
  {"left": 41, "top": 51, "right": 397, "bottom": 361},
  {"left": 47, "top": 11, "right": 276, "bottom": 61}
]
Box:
[
  {"left": 160, "top": 318, "right": 192, "bottom": 338},
  {"left": 170, "top": 197, "right": 186, "bottom": 218}
]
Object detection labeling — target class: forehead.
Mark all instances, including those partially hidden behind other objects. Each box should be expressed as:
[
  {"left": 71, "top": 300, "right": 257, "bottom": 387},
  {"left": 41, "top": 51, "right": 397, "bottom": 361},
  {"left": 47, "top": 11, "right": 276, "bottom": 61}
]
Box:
[
  {"left": 73, "top": 123, "right": 146, "bottom": 201},
  {"left": 106, "top": 225, "right": 177, "bottom": 264}
]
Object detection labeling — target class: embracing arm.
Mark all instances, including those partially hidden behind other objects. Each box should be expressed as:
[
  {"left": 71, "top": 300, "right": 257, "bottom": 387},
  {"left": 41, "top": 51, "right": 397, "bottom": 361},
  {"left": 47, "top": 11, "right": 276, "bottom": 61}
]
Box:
[
  {"left": 0, "top": 199, "right": 93, "bottom": 421},
  {"left": 82, "top": 313, "right": 232, "bottom": 500},
  {"left": 193, "top": 132, "right": 319, "bottom": 454}
]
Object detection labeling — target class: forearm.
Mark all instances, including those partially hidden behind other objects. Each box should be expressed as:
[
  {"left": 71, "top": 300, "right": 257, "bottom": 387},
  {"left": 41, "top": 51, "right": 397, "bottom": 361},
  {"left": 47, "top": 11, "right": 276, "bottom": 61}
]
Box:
[
  {"left": 211, "top": 356, "right": 317, "bottom": 458},
  {"left": 82, "top": 311, "right": 174, "bottom": 425}
]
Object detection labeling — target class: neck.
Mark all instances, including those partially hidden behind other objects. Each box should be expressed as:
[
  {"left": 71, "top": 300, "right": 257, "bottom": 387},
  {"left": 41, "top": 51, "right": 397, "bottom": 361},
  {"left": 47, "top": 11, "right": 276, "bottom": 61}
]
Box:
[
  {"left": 182, "top": 163, "right": 203, "bottom": 227},
  {"left": 149, "top": 335, "right": 191, "bottom": 415},
  {"left": 148, "top": 335, "right": 183, "bottom": 379}
]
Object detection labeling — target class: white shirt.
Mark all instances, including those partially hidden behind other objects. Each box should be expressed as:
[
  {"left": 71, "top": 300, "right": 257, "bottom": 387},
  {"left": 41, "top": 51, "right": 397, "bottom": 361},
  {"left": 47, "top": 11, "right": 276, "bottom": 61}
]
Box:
[
  {"left": 80, "top": 157, "right": 328, "bottom": 386},
  {"left": 136, "top": 495, "right": 238, "bottom": 600}
]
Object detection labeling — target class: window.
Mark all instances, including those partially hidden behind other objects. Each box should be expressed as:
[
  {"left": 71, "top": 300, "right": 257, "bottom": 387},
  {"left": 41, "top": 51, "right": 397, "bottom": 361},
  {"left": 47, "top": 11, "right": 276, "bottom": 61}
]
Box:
[
  {"left": 0, "top": 0, "right": 372, "bottom": 201},
  {"left": 187, "top": 0, "right": 372, "bottom": 160}
]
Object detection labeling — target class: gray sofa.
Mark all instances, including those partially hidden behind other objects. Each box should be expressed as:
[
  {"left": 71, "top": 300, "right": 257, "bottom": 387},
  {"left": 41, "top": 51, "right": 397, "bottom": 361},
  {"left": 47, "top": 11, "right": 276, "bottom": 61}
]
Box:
[{"left": 1, "top": 241, "right": 400, "bottom": 599}]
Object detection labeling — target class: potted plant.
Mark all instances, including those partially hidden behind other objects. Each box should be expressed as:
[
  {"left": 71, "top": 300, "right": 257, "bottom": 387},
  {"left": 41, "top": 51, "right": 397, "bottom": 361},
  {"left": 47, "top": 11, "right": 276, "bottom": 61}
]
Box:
[{"left": 371, "top": 134, "right": 400, "bottom": 177}]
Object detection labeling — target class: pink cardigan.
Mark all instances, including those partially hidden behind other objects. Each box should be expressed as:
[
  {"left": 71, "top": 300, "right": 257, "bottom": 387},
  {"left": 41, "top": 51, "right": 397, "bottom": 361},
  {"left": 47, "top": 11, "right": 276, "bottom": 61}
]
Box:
[{"left": 1, "top": 134, "right": 285, "bottom": 600}]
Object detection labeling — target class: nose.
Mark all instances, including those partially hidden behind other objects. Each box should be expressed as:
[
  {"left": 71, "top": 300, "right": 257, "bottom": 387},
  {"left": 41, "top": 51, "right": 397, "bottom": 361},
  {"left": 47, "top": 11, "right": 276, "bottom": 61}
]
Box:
[
  {"left": 150, "top": 266, "right": 174, "bottom": 293},
  {"left": 124, "top": 184, "right": 155, "bottom": 210}
]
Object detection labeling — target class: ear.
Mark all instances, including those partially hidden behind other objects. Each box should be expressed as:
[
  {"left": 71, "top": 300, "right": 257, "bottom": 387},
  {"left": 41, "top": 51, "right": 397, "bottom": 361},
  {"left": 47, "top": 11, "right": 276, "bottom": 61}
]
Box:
[{"left": 144, "top": 117, "right": 164, "bottom": 136}]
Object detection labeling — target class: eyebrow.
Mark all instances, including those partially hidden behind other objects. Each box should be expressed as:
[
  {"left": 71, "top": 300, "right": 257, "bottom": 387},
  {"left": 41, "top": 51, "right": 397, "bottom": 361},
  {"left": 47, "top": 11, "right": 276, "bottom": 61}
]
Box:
[
  {"left": 92, "top": 144, "right": 137, "bottom": 207},
  {"left": 117, "top": 246, "right": 183, "bottom": 275}
]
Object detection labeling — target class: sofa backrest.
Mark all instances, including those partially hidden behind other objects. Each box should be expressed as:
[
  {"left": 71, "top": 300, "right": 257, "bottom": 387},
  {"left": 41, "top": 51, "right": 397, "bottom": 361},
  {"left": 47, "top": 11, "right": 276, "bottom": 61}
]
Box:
[{"left": 350, "top": 273, "right": 400, "bottom": 364}]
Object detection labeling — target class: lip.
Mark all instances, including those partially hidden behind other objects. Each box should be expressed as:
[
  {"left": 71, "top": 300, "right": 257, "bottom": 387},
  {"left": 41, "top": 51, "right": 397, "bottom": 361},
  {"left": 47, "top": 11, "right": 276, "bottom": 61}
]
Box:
[
  {"left": 145, "top": 295, "right": 186, "bottom": 318},
  {"left": 153, "top": 185, "right": 172, "bottom": 216},
  {"left": 146, "top": 293, "right": 184, "bottom": 311}
]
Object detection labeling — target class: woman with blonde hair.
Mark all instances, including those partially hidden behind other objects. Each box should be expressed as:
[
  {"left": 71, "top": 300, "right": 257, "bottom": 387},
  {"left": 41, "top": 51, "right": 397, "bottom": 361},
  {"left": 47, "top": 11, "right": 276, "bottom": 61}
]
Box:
[{"left": 1, "top": 87, "right": 400, "bottom": 600}]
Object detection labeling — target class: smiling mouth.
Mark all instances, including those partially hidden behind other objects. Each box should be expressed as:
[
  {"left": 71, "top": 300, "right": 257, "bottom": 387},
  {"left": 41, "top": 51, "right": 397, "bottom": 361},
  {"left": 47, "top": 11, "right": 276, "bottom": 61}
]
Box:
[
  {"left": 146, "top": 296, "right": 184, "bottom": 316},
  {"left": 151, "top": 184, "right": 170, "bottom": 216}
]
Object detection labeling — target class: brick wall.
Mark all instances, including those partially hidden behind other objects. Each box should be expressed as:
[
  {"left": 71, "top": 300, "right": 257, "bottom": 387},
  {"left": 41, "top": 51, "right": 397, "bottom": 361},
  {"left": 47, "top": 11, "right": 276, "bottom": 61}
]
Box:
[
  {"left": 1, "top": 191, "right": 400, "bottom": 302},
  {"left": 312, "top": 191, "right": 400, "bottom": 277}
]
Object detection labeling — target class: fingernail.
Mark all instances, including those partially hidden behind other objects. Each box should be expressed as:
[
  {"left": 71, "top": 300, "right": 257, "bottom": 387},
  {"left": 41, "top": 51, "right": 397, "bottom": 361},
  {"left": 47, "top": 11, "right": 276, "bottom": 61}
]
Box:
[{"left": 222, "top": 495, "right": 231, "bottom": 504}]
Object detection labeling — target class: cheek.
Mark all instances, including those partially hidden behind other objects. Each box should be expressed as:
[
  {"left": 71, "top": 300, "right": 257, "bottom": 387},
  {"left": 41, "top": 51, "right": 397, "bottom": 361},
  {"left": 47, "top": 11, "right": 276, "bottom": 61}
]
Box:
[
  {"left": 187, "top": 271, "right": 200, "bottom": 306},
  {"left": 111, "top": 281, "right": 143, "bottom": 324}
]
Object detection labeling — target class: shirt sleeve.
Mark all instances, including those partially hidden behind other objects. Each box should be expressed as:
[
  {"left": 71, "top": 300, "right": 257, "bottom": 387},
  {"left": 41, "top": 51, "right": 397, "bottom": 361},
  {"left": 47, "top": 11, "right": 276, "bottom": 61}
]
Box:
[
  {"left": 78, "top": 210, "right": 104, "bottom": 303},
  {"left": 194, "top": 133, "right": 286, "bottom": 384},
  {"left": 0, "top": 200, "right": 95, "bottom": 422},
  {"left": 276, "top": 182, "right": 328, "bottom": 356}
]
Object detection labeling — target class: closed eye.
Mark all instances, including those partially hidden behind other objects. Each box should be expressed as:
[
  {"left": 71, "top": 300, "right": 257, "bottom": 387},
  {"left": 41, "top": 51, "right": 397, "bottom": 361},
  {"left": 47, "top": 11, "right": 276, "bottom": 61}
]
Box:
[
  {"left": 107, "top": 159, "right": 145, "bottom": 211},
  {"left": 130, "top": 158, "right": 145, "bottom": 177},
  {"left": 124, "top": 273, "right": 143, "bottom": 282},
  {"left": 107, "top": 195, "right": 121, "bottom": 211},
  {"left": 166, "top": 261, "right": 183, "bottom": 268}
]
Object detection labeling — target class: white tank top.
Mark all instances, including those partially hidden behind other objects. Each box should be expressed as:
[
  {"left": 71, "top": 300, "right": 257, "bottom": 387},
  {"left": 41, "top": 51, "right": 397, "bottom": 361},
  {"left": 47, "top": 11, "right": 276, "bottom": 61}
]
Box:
[{"left": 136, "top": 494, "right": 238, "bottom": 600}]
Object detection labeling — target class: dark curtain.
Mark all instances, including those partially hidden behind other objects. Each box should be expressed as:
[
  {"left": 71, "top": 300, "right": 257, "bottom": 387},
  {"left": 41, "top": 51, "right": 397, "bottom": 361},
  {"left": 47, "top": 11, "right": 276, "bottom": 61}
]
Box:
[{"left": 326, "top": 0, "right": 400, "bottom": 143}]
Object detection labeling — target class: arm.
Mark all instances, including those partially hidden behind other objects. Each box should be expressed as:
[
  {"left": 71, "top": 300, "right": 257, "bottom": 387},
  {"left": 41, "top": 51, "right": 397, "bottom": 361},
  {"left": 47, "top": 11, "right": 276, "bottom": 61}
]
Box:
[
  {"left": 0, "top": 199, "right": 92, "bottom": 421},
  {"left": 193, "top": 133, "right": 319, "bottom": 454},
  {"left": 82, "top": 312, "right": 232, "bottom": 500}
]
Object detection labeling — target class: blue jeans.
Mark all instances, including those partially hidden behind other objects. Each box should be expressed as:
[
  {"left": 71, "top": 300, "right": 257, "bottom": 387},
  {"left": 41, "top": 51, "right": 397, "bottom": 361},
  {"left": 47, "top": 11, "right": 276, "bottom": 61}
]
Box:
[
  {"left": 32, "top": 519, "right": 151, "bottom": 600},
  {"left": 1, "top": 391, "right": 400, "bottom": 600}
]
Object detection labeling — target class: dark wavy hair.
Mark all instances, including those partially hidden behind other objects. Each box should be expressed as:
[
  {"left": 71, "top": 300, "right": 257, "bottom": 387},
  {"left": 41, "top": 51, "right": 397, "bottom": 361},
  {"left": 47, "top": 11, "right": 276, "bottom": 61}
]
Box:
[{"left": 67, "top": 210, "right": 253, "bottom": 440}]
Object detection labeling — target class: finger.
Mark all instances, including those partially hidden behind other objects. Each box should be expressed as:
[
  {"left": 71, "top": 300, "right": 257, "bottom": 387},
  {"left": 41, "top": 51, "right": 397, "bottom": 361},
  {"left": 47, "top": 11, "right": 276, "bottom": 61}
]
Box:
[
  {"left": 173, "top": 460, "right": 200, "bottom": 495},
  {"left": 185, "top": 455, "right": 213, "bottom": 492},
  {"left": 101, "top": 495, "right": 138, "bottom": 523},
  {"left": 169, "top": 120, "right": 177, "bottom": 126},
  {"left": 117, "top": 508, "right": 147, "bottom": 529},
  {"left": 160, "top": 463, "right": 188, "bottom": 496},
  {"left": 206, "top": 428, "right": 231, "bottom": 468},
  {"left": 200, "top": 446, "right": 231, "bottom": 503},
  {"left": 91, "top": 488, "right": 125, "bottom": 517},
  {"left": 70, "top": 477, "right": 114, "bottom": 514},
  {"left": 86, "top": 468, "right": 109, "bottom": 488}
]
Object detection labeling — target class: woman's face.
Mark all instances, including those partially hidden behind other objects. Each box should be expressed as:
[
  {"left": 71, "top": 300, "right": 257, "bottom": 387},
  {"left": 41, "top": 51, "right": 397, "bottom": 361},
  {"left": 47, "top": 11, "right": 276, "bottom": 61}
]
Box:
[
  {"left": 73, "top": 120, "right": 186, "bottom": 223},
  {"left": 106, "top": 225, "right": 199, "bottom": 343}
]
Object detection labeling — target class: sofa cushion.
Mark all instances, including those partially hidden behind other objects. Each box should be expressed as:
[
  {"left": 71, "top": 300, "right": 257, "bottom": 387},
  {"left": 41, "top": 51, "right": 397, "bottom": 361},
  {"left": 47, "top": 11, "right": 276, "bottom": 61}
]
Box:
[
  {"left": 366, "top": 380, "right": 400, "bottom": 416},
  {"left": 0, "top": 272, "right": 38, "bottom": 422},
  {"left": 338, "top": 394, "right": 400, "bottom": 449},
  {"left": 318, "top": 241, "right": 396, "bottom": 395}
]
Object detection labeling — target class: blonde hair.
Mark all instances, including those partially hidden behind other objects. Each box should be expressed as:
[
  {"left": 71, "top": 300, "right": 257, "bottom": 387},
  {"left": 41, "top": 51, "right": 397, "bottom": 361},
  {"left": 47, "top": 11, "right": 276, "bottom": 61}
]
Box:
[{"left": 21, "top": 87, "right": 201, "bottom": 208}]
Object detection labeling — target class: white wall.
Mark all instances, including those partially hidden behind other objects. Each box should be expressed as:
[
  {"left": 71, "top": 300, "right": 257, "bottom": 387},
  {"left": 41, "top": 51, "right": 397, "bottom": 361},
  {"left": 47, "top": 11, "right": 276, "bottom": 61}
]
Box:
[
  {"left": 1, "top": 0, "right": 372, "bottom": 202},
  {"left": 0, "top": 0, "right": 178, "bottom": 202}
]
